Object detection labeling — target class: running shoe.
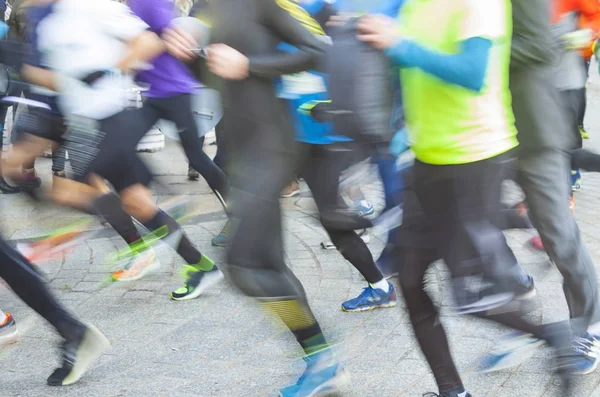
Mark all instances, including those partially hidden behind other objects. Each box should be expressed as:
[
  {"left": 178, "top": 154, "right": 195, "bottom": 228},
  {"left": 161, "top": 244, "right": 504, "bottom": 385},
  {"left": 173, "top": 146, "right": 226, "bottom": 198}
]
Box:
[
  {"left": 355, "top": 200, "right": 375, "bottom": 217},
  {"left": 111, "top": 248, "right": 160, "bottom": 282},
  {"left": 0, "top": 313, "right": 18, "bottom": 345},
  {"left": 212, "top": 220, "right": 231, "bottom": 247},
  {"left": 187, "top": 164, "right": 199, "bottom": 181},
  {"left": 452, "top": 277, "right": 515, "bottom": 315},
  {"left": 580, "top": 125, "right": 590, "bottom": 140},
  {"left": 571, "top": 170, "right": 582, "bottom": 192},
  {"left": 423, "top": 389, "right": 472, "bottom": 397},
  {"left": 17, "top": 220, "right": 92, "bottom": 263},
  {"left": 558, "top": 333, "right": 600, "bottom": 376},
  {"left": 170, "top": 263, "right": 224, "bottom": 301},
  {"left": 341, "top": 282, "right": 397, "bottom": 312},
  {"left": 47, "top": 324, "right": 110, "bottom": 386},
  {"left": 278, "top": 349, "right": 350, "bottom": 397},
  {"left": 478, "top": 332, "right": 545, "bottom": 373},
  {"left": 281, "top": 179, "right": 301, "bottom": 198},
  {"left": 514, "top": 275, "right": 536, "bottom": 300}
]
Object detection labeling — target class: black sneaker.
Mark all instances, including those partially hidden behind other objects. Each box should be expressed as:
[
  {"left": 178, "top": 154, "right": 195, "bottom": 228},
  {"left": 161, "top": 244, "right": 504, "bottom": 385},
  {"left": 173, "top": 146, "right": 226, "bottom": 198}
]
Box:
[
  {"left": 188, "top": 165, "right": 199, "bottom": 181},
  {"left": 170, "top": 264, "right": 224, "bottom": 301},
  {"left": 47, "top": 325, "right": 109, "bottom": 386}
]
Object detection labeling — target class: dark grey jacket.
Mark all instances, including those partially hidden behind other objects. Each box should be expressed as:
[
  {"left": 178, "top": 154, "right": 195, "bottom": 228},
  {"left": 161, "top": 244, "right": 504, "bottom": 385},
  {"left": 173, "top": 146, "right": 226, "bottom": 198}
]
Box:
[{"left": 510, "top": 0, "right": 574, "bottom": 150}]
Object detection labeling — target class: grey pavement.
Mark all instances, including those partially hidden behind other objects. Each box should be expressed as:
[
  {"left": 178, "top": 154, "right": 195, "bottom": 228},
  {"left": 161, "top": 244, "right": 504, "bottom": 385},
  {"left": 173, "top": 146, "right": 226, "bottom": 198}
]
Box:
[{"left": 4, "top": 78, "right": 600, "bottom": 397}]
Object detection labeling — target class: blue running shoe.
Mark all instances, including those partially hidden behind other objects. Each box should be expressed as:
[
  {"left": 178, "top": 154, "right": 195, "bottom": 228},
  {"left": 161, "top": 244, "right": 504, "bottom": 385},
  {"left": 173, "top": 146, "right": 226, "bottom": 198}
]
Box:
[
  {"left": 355, "top": 200, "right": 375, "bottom": 217},
  {"left": 279, "top": 351, "right": 350, "bottom": 397},
  {"left": 341, "top": 282, "right": 397, "bottom": 312},
  {"left": 478, "top": 332, "right": 545, "bottom": 373},
  {"left": 559, "top": 333, "right": 600, "bottom": 375},
  {"left": 571, "top": 170, "right": 582, "bottom": 192}
]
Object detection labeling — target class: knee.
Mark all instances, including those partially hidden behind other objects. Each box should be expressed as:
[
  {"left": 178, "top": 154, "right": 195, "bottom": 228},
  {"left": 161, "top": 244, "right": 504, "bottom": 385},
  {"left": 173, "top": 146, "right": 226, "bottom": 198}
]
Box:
[{"left": 226, "top": 264, "right": 305, "bottom": 299}]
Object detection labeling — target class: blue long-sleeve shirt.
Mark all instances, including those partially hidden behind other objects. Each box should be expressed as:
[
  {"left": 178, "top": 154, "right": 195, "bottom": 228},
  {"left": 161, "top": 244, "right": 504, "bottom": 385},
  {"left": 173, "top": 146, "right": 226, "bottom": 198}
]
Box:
[{"left": 385, "top": 37, "right": 492, "bottom": 92}]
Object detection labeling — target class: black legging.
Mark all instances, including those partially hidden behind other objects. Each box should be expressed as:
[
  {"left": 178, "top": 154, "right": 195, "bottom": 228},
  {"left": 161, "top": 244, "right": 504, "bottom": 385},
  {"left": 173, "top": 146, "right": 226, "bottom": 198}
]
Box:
[
  {"left": 0, "top": 237, "right": 84, "bottom": 342},
  {"left": 395, "top": 159, "right": 572, "bottom": 394},
  {"left": 572, "top": 148, "right": 600, "bottom": 172},
  {"left": 297, "top": 143, "right": 383, "bottom": 284},
  {"left": 137, "top": 94, "right": 229, "bottom": 205}
]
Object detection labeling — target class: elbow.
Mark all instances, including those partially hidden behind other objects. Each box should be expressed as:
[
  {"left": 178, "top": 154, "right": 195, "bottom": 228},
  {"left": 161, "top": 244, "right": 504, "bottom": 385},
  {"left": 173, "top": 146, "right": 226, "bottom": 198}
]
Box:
[{"left": 465, "top": 76, "right": 485, "bottom": 93}]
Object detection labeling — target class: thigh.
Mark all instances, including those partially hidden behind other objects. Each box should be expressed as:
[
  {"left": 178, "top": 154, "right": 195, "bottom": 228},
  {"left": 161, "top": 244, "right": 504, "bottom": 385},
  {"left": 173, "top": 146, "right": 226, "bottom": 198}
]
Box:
[
  {"left": 517, "top": 149, "right": 573, "bottom": 240},
  {"left": 414, "top": 156, "right": 511, "bottom": 275}
]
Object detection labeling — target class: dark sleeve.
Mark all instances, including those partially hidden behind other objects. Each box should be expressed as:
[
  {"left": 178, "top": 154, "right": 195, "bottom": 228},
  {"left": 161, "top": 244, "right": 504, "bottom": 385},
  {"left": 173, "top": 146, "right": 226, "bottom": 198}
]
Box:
[
  {"left": 510, "top": 0, "right": 558, "bottom": 70},
  {"left": 247, "top": 0, "right": 326, "bottom": 78},
  {"left": 0, "top": 1, "right": 6, "bottom": 22}
]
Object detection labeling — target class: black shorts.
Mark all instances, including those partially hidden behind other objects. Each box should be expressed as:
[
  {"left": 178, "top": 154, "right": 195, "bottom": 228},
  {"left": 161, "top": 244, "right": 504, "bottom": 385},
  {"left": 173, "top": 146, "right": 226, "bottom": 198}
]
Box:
[
  {"left": 15, "top": 105, "right": 67, "bottom": 145},
  {"left": 64, "top": 109, "right": 152, "bottom": 192}
]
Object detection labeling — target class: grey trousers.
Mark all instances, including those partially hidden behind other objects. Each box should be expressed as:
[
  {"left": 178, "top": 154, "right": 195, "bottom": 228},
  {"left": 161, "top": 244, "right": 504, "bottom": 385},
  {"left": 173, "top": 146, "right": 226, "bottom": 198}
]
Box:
[{"left": 518, "top": 148, "right": 600, "bottom": 336}]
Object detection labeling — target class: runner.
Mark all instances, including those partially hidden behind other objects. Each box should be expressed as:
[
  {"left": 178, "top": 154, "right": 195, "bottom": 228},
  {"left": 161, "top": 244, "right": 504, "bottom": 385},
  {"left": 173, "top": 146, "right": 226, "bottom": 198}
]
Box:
[
  {"left": 32, "top": 0, "right": 223, "bottom": 298},
  {"left": 281, "top": 0, "right": 397, "bottom": 312},
  {"left": 357, "top": 1, "right": 577, "bottom": 395},
  {"left": 164, "top": 1, "right": 349, "bottom": 395}
]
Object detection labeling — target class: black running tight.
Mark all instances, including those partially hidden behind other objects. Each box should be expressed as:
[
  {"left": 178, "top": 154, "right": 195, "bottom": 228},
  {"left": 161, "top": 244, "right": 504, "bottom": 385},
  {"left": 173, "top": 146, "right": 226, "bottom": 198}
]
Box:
[{"left": 0, "top": 237, "right": 84, "bottom": 342}]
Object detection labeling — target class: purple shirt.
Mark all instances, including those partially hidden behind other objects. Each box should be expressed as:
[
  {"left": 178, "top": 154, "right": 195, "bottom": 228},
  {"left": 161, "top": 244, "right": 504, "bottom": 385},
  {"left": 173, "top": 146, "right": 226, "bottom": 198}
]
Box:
[{"left": 129, "top": 0, "right": 197, "bottom": 97}]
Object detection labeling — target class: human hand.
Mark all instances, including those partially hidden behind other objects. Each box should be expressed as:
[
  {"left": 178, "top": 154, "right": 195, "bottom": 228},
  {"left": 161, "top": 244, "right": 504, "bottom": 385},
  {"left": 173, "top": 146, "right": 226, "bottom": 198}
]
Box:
[
  {"left": 357, "top": 14, "right": 400, "bottom": 50},
  {"left": 162, "top": 26, "right": 198, "bottom": 61},
  {"left": 206, "top": 44, "right": 249, "bottom": 80}
]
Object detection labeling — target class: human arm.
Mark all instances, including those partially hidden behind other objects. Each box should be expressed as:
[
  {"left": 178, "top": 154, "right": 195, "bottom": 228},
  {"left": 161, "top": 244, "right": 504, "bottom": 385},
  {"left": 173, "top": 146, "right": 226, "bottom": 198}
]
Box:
[
  {"left": 21, "top": 64, "right": 57, "bottom": 91},
  {"left": 96, "top": 0, "right": 166, "bottom": 73},
  {"left": 510, "top": 0, "right": 557, "bottom": 70},
  {"left": 245, "top": 0, "right": 326, "bottom": 78},
  {"left": 385, "top": 37, "right": 492, "bottom": 92}
]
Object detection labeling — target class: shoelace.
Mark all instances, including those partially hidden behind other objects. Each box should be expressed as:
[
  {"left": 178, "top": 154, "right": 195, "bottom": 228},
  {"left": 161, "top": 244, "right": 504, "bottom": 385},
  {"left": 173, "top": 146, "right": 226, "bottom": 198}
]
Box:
[
  {"left": 573, "top": 335, "right": 599, "bottom": 358},
  {"left": 356, "top": 286, "right": 378, "bottom": 302}
]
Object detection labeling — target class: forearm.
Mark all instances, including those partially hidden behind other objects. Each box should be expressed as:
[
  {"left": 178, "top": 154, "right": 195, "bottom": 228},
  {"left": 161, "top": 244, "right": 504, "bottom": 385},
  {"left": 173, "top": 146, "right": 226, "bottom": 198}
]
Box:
[
  {"left": 385, "top": 37, "right": 491, "bottom": 92},
  {"left": 21, "top": 64, "right": 57, "bottom": 91},
  {"left": 115, "top": 31, "right": 165, "bottom": 73}
]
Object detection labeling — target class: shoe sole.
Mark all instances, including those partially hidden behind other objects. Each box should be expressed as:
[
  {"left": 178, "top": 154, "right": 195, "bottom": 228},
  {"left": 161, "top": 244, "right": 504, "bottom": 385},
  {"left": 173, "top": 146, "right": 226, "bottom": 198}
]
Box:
[
  {"left": 321, "top": 242, "right": 336, "bottom": 250},
  {"left": 211, "top": 240, "right": 229, "bottom": 247},
  {"left": 278, "top": 368, "right": 351, "bottom": 397},
  {"left": 0, "top": 328, "right": 19, "bottom": 346},
  {"left": 58, "top": 325, "right": 110, "bottom": 386},
  {"left": 280, "top": 190, "right": 300, "bottom": 198},
  {"left": 341, "top": 300, "right": 398, "bottom": 312},
  {"left": 171, "top": 269, "right": 225, "bottom": 301}
]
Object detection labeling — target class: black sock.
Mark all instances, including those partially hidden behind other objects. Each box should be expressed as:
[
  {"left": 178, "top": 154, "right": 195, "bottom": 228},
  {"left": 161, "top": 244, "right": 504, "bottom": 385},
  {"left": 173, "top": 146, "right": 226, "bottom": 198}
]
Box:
[
  {"left": 92, "top": 193, "right": 141, "bottom": 245},
  {"left": 142, "top": 210, "right": 202, "bottom": 264},
  {"left": 295, "top": 323, "right": 328, "bottom": 356}
]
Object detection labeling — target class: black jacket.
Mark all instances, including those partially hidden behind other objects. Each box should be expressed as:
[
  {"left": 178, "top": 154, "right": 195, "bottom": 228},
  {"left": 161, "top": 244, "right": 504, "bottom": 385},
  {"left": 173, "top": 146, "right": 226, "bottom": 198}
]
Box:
[{"left": 190, "top": 0, "right": 326, "bottom": 154}]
